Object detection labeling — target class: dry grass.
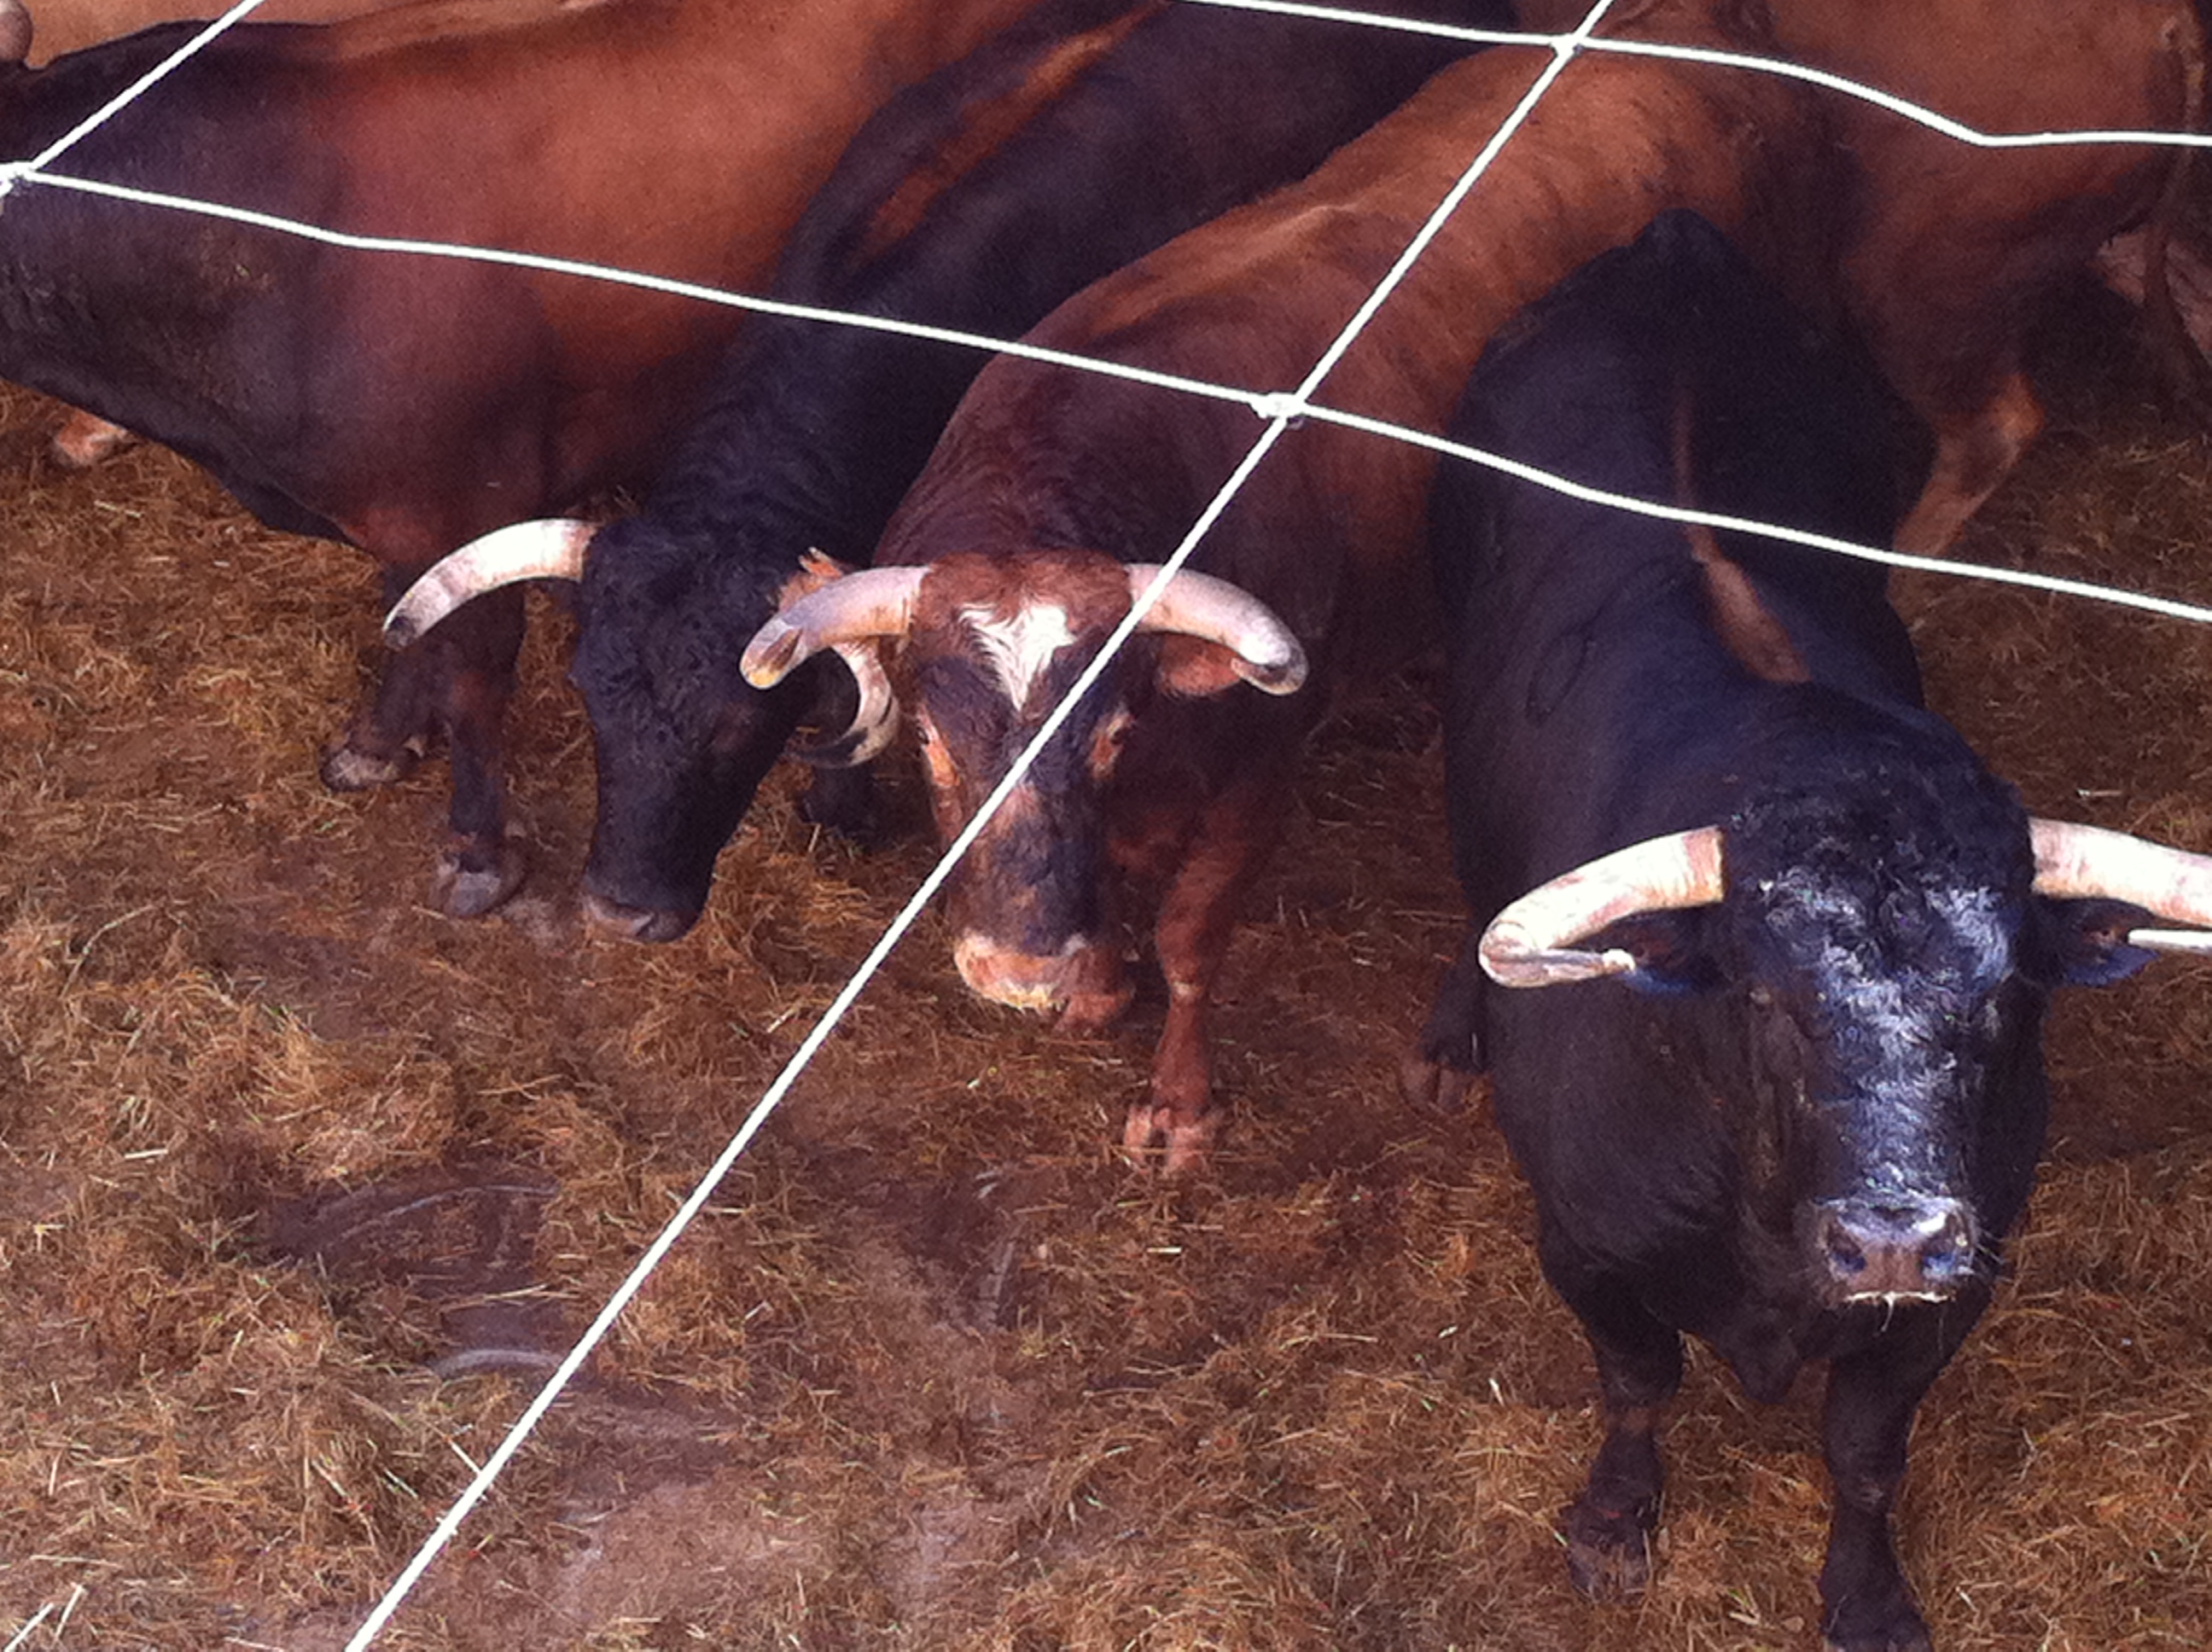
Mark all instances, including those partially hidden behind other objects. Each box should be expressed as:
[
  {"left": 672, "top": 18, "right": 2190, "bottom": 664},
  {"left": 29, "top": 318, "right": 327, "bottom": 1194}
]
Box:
[{"left": 3, "top": 270, "right": 2212, "bottom": 1649}]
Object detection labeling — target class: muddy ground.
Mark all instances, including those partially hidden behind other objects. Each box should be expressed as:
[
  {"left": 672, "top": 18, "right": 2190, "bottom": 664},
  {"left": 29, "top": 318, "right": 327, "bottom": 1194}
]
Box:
[{"left": 3, "top": 276, "right": 2212, "bottom": 1649}]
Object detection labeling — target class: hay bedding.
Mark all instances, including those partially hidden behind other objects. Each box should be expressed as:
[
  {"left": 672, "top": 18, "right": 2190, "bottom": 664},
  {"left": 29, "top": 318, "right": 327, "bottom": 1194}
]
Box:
[{"left": 2, "top": 278, "right": 2212, "bottom": 1650}]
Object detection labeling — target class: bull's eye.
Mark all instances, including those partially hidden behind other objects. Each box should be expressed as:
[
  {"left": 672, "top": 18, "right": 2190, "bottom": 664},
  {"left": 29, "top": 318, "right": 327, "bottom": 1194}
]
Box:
[
  {"left": 916, "top": 713, "right": 958, "bottom": 793},
  {"left": 1089, "top": 707, "right": 1134, "bottom": 777}
]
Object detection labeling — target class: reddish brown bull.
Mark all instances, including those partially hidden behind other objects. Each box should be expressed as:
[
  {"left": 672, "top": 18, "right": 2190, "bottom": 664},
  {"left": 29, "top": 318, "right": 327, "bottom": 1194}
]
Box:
[
  {"left": 0, "top": 0, "right": 1040, "bottom": 911},
  {"left": 22, "top": 0, "right": 574, "bottom": 66},
  {"left": 1515, "top": 0, "right": 2207, "bottom": 553},
  {"left": 742, "top": 0, "right": 1825, "bottom": 1171}
]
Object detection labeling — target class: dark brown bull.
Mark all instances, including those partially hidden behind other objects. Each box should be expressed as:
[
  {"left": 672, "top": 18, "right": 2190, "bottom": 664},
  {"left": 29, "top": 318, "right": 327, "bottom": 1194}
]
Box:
[{"left": 0, "top": 0, "right": 1041, "bottom": 910}]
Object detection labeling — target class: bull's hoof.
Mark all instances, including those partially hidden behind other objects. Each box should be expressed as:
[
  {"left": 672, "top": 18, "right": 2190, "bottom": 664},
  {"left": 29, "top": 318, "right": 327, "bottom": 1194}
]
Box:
[
  {"left": 48, "top": 411, "right": 139, "bottom": 470},
  {"left": 1822, "top": 1625, "right": 1932, "bottom": 1652},
  {"left": 433, "top": 839, "right": 527, "bottom": 919},
  {"left": 1822, "top": 1599, "right": 1933, "bottom": 1652},
  {"left": 1121, "top": 1102, "right": 1219, "bottom": 1177},
  {"left": 1562, "top": 1492, "right": 1658, "bottom": 1601},
  {"left": 1397, "top": 1048, "right": 1478, "bottom": 1116},
  {"left": 1055, "top": 982, "right": 1134, "bottom": 1038},
  {"left": 578, "top": 887, "right": 698, "bottom": 944},
  {"left": 319, "top": 734, "right": 425, "bottom": 793}
]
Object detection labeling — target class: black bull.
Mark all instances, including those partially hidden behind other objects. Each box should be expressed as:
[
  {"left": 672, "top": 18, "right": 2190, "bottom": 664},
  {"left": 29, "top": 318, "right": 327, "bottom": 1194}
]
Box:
[
  {"left": 387, "top": 0, "right": 1507, "bottom": 939},
  {"left": 1407, "top": 212, "right": 2212, "bottom": 1650}
]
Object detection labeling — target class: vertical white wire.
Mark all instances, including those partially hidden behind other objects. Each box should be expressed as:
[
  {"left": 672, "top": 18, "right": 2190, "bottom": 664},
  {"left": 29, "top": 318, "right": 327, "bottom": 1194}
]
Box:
[
  {"left": 341, "top": 3, "right": 1625, "bottom": 1642},
  {"left": 1, "top": 1603, "right": 52, "bottom": 1652}
]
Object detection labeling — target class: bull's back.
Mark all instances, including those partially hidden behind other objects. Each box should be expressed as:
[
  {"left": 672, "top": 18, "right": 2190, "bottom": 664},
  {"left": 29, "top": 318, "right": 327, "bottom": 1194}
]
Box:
[
  {"left": 22, "top": 0, "right": 595, "bottom": 65},
  {"left": 1433, "top": 212, "right": 1912, "bottom": 905},
  {"left": 0, "top": 0, "right": 1048, "bottom": 538},
  {"left": 947, "top": 8, "right": 1820, "bottom": 668}
]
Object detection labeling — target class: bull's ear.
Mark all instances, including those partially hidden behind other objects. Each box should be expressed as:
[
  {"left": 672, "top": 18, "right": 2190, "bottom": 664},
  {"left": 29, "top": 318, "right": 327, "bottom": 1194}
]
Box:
[
  {"left": 1152, "top": 635, "right": 1250, "bottom": 699},
  {"left": 2029, "top": 896, "right": 2160, "bottom": 987},
  {"left": 1585, "top": 910, "right": 1723, "bottom": 995}
]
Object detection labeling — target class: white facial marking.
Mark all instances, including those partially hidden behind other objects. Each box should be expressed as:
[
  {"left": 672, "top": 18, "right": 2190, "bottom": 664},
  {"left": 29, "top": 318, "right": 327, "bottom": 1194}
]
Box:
[{"left": 963, "top": 601, "right": 1077, "bottom": 708}]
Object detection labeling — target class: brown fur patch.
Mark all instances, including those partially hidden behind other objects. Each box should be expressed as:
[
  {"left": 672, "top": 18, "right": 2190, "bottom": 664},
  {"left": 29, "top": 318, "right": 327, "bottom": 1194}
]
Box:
[
  {"left": 853, "top": 2, "right": 1169, "bottom": 263},
  {"left": 1673, "top": 391, "right": 1809, "bottom": 684},
  {"left": 780, "top": 546, "right": 857, "bottom": 608}
]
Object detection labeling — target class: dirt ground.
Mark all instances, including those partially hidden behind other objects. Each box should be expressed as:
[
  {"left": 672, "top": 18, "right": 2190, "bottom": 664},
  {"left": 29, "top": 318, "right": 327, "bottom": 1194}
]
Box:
[{"left": 4, "top": 269, "right": 2212, "bottom": 1649}]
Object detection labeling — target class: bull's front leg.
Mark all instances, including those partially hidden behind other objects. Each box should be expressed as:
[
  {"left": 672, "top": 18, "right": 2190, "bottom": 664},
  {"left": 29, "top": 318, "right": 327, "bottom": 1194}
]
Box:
[
  {"left": 328, "top": 563, "right": 528, "bottom": 917},
  {"left": 1545, "top": 1245, "right": 1685, "bottom": 1601},
  {"left": 1816, "top": 1304, "right": 1978, "bottom": 1652},
  {"left": 1400, "top": 920, "right": 1490, "bottom": 1115},
  {"left": 1126, "top": 785, "right": 1278, "bottom": 1176},
  {"left": 1890, "top": 367, "right": 2044, "bottom": 559}
]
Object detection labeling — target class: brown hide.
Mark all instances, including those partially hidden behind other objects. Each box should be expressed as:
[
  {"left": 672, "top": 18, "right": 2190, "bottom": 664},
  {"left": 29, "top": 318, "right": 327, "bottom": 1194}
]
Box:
[
  {"left": 1515, "top": 0, "right": 2206, "bottom": 550},
  {"left": 21, "top": 0, "right": 585, "bottom": 65},
  {"left": 234, "top": 0, "right": 1044, "bottom": 558},
  {"left": 885, "top": 2, "right": 1815, "bottom": 658},
  {"left": 871, "top": 0, "right": 1819, "bottom": 1167}
]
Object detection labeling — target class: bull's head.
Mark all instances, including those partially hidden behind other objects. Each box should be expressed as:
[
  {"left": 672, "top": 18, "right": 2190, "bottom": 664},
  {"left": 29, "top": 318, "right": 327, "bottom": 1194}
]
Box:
[
  {"left": 1480, "top": 778, "right": 2212, "bottom": 1309},
  {"left": 385, "top": 521, "right": 896, "bottom": 941},
  {"left": 740, "top": 548, "right": 1306, "bottom": 1027}
]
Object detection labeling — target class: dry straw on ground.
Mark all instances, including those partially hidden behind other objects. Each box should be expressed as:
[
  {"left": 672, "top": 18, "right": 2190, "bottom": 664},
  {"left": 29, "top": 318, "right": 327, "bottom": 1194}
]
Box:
[{"left": 3, "top": 270, "right": 2212, "bottom": 1649}]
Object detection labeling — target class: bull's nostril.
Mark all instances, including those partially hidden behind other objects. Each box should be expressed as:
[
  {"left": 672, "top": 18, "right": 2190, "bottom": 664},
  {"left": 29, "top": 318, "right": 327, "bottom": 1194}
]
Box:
[
  {"left": 1816, "top": 1198, "right": 1977, "bottom": 1300},
  {"left": 1825, "top": 1225, "right": 1867, "bottom": 1278},
  {"left": 1919, "top": 1214, "right": 1970, "bottom": 1282}
]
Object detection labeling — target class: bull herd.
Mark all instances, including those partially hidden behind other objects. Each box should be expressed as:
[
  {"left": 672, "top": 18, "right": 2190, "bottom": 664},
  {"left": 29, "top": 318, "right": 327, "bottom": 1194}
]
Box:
[{"left": 13, "top": 0, "right": 2212, "bottom": 1643}]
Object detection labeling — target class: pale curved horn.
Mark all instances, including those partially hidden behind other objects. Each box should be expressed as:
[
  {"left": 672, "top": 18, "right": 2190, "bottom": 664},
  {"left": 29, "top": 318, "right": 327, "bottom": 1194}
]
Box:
[
  {"left": 384, "top": 519, "right": 594, "bottom": 648},
  {"left": 2030, "top": 817, "right": 2212, "bottom": 952},
  {"left": 790, "top": 643, "right": 901, "bottom": 767},
  {"left": 1480, "top": 825, "right": 1727, "bottom": 987},
  {"left": 741, "top": 566, "right": 925, "bottom": 689},
  {"left": 1126, "top": 565, "right": 1307, "bottom": 695},
  {"left": 0, "top": 0, "right": 30, "bottom": 66}
]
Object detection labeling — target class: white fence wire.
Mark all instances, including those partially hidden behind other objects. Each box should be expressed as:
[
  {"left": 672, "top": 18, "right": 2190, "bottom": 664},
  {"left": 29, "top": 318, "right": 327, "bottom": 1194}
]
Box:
[{"left": 4, "top": 0, "right": 2209, "bottom": 1641}]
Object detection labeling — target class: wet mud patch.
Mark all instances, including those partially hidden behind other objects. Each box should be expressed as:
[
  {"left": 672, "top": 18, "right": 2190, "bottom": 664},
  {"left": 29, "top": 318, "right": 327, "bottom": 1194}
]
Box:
[{"left": 266, "top": 1163, "right": 564, "bottom": 1379}]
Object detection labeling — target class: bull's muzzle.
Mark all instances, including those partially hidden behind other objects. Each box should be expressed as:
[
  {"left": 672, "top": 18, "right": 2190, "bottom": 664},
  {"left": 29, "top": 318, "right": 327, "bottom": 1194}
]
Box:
[
  {"left": 1811, "top": 1195, "right": 1977, "bottom": 1304},
  {"left": 579, "top": 886, "right": 700, "bottom": 945},
  {"left": 953, "top": 933, "right": 1131, "bottom": 1031}
]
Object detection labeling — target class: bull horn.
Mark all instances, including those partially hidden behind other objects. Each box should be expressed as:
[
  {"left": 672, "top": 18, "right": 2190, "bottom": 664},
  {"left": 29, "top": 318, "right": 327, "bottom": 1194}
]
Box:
[
  {"left": 1480, "top": 825, "right": 1727, "bottom": 987},
  {"left": 790, "top": 643, "right": 900, "bottom": 766},
  {"left": 2029, "top": 817, "right": 2212, "bottom": 951},
  {"left": 384, "top": 519, "right": 595, "bottom": 649},
  {"left": 0, "top": 0, "right": 29, "bottom": 66},
  {"left": 741, "top": 566, "right": 925, "bottom": 689},
  {"left": 1126, "top": 565, "right": 1307, "bottom": 695}
]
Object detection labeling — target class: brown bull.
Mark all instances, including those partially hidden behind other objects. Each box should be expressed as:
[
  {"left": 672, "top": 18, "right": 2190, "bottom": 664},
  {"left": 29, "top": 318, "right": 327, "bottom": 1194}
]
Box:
[
  {"left": 742, "top": 0, "right": 1826, "bottom": 1171},
  {"left": 0, "top": 0, "right": 1041, "bottom": 911},
  {"left": 1514, "top": 0, "right": 2207, "bottom": 552}
]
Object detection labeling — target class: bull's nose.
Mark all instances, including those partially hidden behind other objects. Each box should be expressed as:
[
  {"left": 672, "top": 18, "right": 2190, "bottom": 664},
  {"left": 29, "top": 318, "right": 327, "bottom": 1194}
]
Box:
[
  {"left": 954, "top": 934, "right": 1081, "bottom": 1013},
  {"left": 579, "top": 886, "right": 698, "bottom": 945},
  {"left": 1814, "top": 1197, "right": 1977, "bottom": 1302},
  {"left": 952, "top": 933, "right": 1131, "bottom": 1030}
]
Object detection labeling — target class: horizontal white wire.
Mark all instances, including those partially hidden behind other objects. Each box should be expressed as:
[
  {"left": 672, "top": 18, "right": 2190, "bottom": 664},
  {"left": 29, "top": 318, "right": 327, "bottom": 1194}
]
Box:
[
  {"left": 1312, "top": 406, "right": 2212, "bottom": 627},
  {"left": 1182, "top": 0, "right": 2212, "bottom": 149},
  {"left": 0, "top": 169, "right": 1268, "bottom": 414},
  {"left": 18, "top": 169, "right": 2212, "bottom": 632}
]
